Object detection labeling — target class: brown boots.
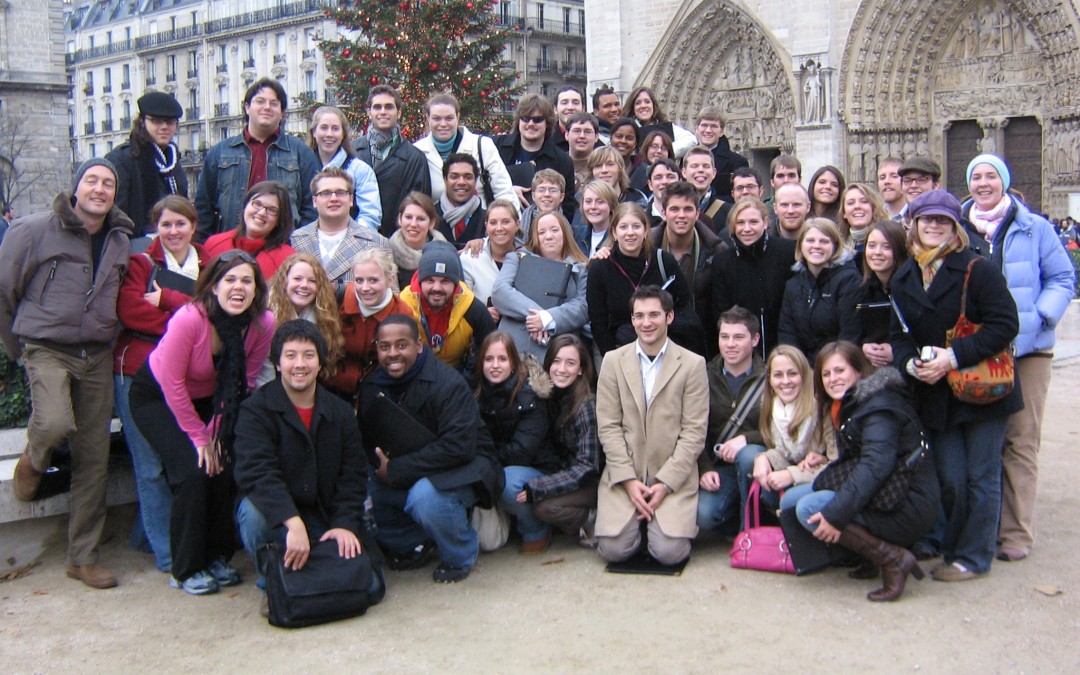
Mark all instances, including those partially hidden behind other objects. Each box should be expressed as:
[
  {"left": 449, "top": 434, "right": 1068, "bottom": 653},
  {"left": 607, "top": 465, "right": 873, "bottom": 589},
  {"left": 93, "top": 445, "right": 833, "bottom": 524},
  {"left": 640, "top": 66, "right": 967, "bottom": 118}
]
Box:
[{"left": 837, "top": 522, "right": 924, "bottom": 602}]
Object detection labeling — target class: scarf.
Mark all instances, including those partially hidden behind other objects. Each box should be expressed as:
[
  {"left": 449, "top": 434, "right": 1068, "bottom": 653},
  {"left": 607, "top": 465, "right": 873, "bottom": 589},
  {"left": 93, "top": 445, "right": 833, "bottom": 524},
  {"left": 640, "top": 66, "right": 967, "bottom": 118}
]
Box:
[
  {"left": 438, "top": 192, "right": 482, "bottom": 240},
  {"left": 388, "top": 229, "right": 447, "bottom": 276},
  {"left": 368, "top": 345, "right": 429, "bottom": 401},
  {"left": 433, "top": 131, "right": 460, "bottom": 161},
  {"left": 410, "top": 273, "right": 460, "bottom": 351},
  {"left": 969, "top": 194, "right": 1012, "bottom": 242},
  {"left": 208, "top": 308, "right": 253, "bottom": 460},
  {"left": 912, "top": 237, "right": 963, "bottom": 290},
  {"left": 848, "top": 225, "right": 870, "bottom": 249},
  {"left": 358, "top": 287, "right": 394, "bottom": 318},
  {"left": 154, "top": 142, "right": 181, "bottom": 195},
  {"left": 162, "top": 244, "right": 200, "bottom": 279},
  {"left": 368, "top": 126, "right": 401, "bottom": 168}
]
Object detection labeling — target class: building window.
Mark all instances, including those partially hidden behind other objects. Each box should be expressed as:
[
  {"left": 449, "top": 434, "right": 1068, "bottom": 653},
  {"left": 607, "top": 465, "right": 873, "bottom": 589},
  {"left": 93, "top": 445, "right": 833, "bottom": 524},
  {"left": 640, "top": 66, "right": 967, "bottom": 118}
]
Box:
[
  {"left": 89, "top": 143, "right": 97, "bottom": 158},
  {"left": 122, "top": 64, "right": 130, "bottom": 88},
  {"left": 276, "top": 33, "right": 286, "bottom": 55},
  {"left": 88, "top": 35, "right": 95, "bottom": 49},
  {"left": 537, "top": 4, "right": 544, "bottom": 29},
  {"left": 218, "top": 83, "right": 228, "bottom": 104},
  {"left": 541, "top": 45, "right": 548, "bottom": 69},
  {"left": 104, "top": 103, "right": 112, "bottom": 123},
  {"left": 104, "top": 68, "right": 112, "bottom": 92},
  {"left": 106, "top": 141, "right": 114, "bottom": 153},
  {"left": 125, "top": 27, "right": 131, "bottom": 42},
  {"left": 563, "top": 7, "right": 570, "bottom": 33},
  {"left": 499, "top": 1, "right": 509, "bottom": 23},
  {"left": 106, "top": 31, "right": 112, "bottom": 45},
  {"left": 578, "top": 10, "right": 585, "bottom": 35},
  {"left": 305, "top": 69, "right": 316, "bottom": 95},
  {"left": 147, "top": 58, "right": 157, "bottom": 82},
  {"left": 246, "top": 39, "right": 255, "bottom": 61},
  {"left": 166, "top": 55, "right": 176, "bottom": 81}
]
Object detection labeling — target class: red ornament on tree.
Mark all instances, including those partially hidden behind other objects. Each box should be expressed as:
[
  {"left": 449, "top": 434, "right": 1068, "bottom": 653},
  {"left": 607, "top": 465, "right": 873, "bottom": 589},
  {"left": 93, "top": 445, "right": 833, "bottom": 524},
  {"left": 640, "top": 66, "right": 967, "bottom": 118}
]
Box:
[
  {"left": 370, "top": 76, "right": 379, "bottom": 84},
  {"left": 343, "top": 48, "right": 351, "bottom": 58}
]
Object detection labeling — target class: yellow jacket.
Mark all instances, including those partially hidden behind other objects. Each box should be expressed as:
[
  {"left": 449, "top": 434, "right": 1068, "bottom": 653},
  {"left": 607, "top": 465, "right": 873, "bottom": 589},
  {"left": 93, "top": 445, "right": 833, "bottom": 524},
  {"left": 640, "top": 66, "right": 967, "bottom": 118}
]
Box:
[{"left": 400, "top": 282, "right": 493, "bottom": 369}]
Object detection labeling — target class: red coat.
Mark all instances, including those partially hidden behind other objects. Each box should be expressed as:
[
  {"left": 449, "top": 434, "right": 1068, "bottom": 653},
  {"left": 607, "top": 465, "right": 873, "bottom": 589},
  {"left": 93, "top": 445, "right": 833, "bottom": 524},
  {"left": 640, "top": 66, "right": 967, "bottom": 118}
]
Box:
[
  {"left": 203, "top": 231, "right": 295, "bottom": 281},
  {"left": 113, "top": 238, "right": 208, "bottom": 376},
  {"left": 324, "top": 289, "right": 413, "bottom": 396}
]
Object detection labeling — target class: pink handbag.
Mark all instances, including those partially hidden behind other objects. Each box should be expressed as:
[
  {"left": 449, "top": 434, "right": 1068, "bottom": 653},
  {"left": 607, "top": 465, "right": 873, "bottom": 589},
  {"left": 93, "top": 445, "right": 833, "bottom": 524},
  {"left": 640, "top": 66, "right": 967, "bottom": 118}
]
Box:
[{"left": 729, "top": 482, "right": 795, "bottom": 574}]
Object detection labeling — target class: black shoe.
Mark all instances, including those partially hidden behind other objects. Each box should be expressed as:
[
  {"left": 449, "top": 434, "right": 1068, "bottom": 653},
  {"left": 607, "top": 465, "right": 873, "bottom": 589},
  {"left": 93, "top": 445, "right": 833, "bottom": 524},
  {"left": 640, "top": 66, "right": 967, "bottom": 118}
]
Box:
[
  {"left": 432, "top": 562, "right": 470, "bottom": 583},
  {"left": 388, "top": 542, "right": 437, "bottom": 571},
  {"left": 910, "top": 542, "right": 938, "bottom": 561}
]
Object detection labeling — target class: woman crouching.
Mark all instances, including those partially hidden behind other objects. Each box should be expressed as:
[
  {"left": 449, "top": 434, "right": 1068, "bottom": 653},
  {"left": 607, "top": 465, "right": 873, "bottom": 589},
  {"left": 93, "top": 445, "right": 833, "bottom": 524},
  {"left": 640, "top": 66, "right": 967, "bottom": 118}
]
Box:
[{"left": 793, "top": 341, "right": 939, "bottom": 601}]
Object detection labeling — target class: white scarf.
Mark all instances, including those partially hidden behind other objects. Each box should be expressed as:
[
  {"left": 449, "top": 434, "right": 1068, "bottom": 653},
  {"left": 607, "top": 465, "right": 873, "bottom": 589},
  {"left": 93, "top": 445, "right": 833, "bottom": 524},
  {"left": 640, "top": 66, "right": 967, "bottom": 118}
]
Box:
[
  {"left": 154, "top": 143, "right": 180, "bottom": 195},
  {"left": 162, "top": 244, "right": 200, "bottom": 279},
  {"left": 358, "top": 287, "right": 393, "bottom": 318},
  {"left": 969, "top": 194, "right": 1012, "bottom": 242}
]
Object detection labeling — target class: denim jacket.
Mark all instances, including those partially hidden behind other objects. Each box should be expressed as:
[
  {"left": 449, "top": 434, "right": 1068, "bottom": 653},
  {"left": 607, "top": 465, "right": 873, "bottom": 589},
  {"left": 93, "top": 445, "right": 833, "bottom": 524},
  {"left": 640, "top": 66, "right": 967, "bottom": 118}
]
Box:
[{"left": 194, "top": 132, "right": 320, "bottom": 241}]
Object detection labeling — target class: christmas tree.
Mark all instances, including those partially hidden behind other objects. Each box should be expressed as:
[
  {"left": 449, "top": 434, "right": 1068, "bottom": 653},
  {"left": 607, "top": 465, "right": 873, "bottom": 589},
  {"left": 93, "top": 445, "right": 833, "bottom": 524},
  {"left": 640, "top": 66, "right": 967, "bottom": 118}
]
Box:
[{"left": 321, "top": 0, "right": 523, "bottom": 138}]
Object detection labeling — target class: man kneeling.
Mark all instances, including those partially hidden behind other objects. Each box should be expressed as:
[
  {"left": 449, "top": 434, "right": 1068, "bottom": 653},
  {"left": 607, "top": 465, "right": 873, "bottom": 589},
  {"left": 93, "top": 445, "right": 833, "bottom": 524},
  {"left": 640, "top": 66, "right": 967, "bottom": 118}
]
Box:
[
  {"left": 234, "top": 320, "right": 384, "bottom": 617},
  {"left": 595, "top": 287, "right": 709, "bottom": 565}
]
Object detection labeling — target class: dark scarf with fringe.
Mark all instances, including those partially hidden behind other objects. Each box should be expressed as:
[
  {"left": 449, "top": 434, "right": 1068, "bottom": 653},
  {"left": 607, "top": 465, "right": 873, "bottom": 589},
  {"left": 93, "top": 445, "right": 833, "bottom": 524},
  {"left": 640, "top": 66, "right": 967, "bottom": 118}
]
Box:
[{"left": 209, "top": 308, "right": 253, "bottom": 459}]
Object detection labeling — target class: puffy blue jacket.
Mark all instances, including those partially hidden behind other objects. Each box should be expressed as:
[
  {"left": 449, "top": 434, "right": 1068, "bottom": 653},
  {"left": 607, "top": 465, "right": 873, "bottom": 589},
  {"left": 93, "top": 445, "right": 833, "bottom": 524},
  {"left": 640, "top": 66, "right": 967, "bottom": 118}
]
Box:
[{"left": 963, "top": 197, "right": 1075, "bottom": 357}]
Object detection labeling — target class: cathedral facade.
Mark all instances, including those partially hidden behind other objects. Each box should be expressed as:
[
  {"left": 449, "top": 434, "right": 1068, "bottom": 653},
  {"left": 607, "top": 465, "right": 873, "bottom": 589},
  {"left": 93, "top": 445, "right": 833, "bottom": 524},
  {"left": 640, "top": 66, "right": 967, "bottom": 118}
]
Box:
[{"left": 585, "top": 0, "right": 1080, "bottom": 217}]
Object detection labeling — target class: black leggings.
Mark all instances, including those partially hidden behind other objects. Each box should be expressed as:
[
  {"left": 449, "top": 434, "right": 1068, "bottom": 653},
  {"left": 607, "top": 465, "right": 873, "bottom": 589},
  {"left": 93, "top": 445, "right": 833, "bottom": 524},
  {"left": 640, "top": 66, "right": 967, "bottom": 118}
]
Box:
[{"left": 130, "top": 364, "right": 236, "bottom": 582}]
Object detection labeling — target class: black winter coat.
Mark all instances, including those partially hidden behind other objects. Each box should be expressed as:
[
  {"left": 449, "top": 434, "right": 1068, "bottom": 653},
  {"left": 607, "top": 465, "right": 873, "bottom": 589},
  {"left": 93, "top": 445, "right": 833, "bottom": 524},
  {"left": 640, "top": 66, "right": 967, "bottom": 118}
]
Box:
[
  {"left": 586, "top": 247, "right": 706, "bottom": 356},
  {"left": 778, "top": 252, "right": 863, "bottom": 360},
  {"left": 814, "top": 367, "right": 940, "bottom": 547},
  {"left": 233, "top": 379, "right": 367, "bottom": 536},
  {"left": 495, "top": 131, "right": 578, "bottom": 221},
  {"left": 359, "top": 349, "right": 504, "bottom": 506},
  {"left": 711, "top": 232, "right": 796, "bottom": 358},
  {"left": 106, "top": 141, "right": 189, "bottom": 237},
  {"left": 889, "top": 248, "right": 1021, "bottom": 432},
  {"left": 354, "top": 134, "right": 432, "bottom": 238},
  {"left": 477, "top": 373, "right": 557, "bottom": 472}
]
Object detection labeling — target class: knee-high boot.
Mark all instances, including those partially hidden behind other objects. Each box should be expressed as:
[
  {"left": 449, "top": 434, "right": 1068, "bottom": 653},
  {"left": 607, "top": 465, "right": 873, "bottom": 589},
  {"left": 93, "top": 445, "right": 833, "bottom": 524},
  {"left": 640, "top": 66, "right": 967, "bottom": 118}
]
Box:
[{"left": 837, "top": 522, "right": 924, "bottom": 602}]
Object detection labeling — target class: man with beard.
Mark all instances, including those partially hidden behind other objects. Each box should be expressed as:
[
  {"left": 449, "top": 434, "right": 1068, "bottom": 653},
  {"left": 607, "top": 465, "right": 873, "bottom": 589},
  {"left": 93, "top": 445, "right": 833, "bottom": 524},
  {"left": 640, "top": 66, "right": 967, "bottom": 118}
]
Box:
[
  {"left": 399, "top": 241, "right": 494, "bottom": 370},
  {"left": 771, "top": 182, "right": 811, "bottom": 240},
  {"left": 876, "top": 156, "right": 905, "bottom": 220}
]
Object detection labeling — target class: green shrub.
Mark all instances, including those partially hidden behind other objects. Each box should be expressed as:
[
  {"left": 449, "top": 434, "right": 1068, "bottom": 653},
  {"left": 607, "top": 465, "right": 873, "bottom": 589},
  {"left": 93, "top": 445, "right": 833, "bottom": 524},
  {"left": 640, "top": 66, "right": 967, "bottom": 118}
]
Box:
[{"left": 0, "top": 342, "right": 31, "bottom": 429}]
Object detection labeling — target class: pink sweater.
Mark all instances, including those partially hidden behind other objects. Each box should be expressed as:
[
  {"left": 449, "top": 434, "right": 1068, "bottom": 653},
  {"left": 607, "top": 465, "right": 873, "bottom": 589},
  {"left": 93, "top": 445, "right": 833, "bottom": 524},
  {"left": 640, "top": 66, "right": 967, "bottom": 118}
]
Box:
[{"left": 148, "top": 303, "right": 275, "bottom": 448}]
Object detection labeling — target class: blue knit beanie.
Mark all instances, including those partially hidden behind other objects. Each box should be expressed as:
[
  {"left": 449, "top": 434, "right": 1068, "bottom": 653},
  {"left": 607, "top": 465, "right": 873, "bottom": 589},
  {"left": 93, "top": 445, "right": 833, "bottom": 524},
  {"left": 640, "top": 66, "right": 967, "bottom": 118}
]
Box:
[{"left": 966, "top": 154, "right": 1011, "bottom": 192}]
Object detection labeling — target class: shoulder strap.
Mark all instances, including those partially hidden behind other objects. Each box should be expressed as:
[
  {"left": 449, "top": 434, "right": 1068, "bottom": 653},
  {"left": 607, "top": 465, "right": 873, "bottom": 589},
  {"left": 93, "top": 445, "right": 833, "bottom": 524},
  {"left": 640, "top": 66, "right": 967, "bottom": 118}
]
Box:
[
  {"left": 705, "top": 200, "right": 723, "bottom": 219},
  {"left": 716, "top": 374, "right": 767, "bottom": 445},
  {"left": 959, "top": 257, "right": 978, "bottom": 319}
]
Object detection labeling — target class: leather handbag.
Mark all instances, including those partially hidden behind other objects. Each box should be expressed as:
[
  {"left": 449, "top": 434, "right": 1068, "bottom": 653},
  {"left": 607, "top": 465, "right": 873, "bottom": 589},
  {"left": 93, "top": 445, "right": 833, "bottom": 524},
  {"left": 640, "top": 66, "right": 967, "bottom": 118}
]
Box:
[
  {"left": 729, "top": 483, "right": 795, "bottom": 574},
  {"left": 945, "top": 258, "right": 1015, "bottom": 404},
  {"left": 260, "top": 540, "right": 374, "bottom": 628}
]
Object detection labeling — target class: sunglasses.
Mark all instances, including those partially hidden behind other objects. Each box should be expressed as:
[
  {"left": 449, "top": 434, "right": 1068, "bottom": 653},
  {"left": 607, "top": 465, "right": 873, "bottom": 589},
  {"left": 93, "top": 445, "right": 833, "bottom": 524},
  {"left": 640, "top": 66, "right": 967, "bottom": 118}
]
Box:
[
  {"left": 520, "top": 115, "right": 546, "bottom": 125},
  {"left": 218, "top": 249, "right": 258, "bottom": 265}
]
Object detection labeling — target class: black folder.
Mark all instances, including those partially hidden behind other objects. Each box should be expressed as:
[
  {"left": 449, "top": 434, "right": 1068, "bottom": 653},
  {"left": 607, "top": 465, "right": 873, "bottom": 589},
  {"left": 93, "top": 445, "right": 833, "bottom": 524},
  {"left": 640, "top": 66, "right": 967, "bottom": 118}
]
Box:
[
  {"left": 856, "top": 301, "right": 892, "bottom": 344},
  {"left": 512, "top": 254, "right": 573, "bottom": 310},
  {"left": 361, "top": 392, "right": 438, "bottom": 458},
  {"left": 147, "top": 265, "right": 197, "bottom": 296}
]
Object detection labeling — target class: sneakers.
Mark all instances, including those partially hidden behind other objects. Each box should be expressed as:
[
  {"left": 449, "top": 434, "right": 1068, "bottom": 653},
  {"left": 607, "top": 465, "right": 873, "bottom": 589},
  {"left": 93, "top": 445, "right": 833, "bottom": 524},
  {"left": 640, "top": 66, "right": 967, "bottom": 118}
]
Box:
[
  {"left": 66, "top": 563, "right": 118, "bottom": 589},
  {"left": 432, "top": 562, "right": 470, "bottom": 583},
  {"left": 388, "top": 541, "right": 438, "bottom": 571},
  {"left": 996, "top": 545, "right": 1028, "bottom": 562},
  {"left": 207, "top": 557, "right": 242, "bottom": 586},
  {"left": 170, "top": 570, "right": 220, "bottom": 595},
  {"left": 930, "top": 562, "right": 979, "bottom": 582}
]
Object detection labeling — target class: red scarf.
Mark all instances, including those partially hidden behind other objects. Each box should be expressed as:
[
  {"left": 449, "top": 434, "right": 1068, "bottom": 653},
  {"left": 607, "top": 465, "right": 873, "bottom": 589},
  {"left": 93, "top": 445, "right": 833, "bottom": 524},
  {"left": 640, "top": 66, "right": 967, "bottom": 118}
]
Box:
[{"left": 410, "top": 276, "right": 461, "bottom": 351}]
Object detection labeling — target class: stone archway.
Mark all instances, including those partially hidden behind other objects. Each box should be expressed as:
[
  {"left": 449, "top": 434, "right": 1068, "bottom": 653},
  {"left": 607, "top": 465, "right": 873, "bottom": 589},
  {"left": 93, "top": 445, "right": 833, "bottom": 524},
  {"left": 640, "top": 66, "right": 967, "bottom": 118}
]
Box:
[
  {"left": 644, "top": 0, "right": 797, "bottom": 156},
  {"left": 839, "top": 0, "right": 1080, "bottom": 213}
]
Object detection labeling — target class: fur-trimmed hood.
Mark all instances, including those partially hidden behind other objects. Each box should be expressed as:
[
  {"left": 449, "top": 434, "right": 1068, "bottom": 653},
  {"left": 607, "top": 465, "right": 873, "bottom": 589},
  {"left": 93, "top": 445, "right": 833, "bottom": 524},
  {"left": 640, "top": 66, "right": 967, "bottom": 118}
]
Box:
[
  {"left": 850, "top": 365, "right": 908, "bottom": 405},
  {"left": 524, "top": 353, "right": 553, "bottom": 399}
]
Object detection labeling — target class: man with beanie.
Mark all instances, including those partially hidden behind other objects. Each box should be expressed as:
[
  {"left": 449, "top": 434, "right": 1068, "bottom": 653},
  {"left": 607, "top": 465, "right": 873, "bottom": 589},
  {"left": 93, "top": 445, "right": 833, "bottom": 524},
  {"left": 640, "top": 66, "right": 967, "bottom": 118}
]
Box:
[
  {"left": 106, "top": 91, "right": 187, "bottom": 236},
  {"left": 399, "top": 241, "right": 494, "bottom": 371},
  {"left": 0, "top": 158, "right": 135, "bottom": 589}
]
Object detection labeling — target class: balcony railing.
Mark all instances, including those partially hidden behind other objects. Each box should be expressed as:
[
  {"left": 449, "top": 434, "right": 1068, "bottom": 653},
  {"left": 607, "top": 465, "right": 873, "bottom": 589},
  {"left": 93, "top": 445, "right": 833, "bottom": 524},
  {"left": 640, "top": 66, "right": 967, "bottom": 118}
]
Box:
[
  {"left": 102, "top": 84, "right": 112, "bottom": 93},
  {"left": 101, "top": 120, "right": 114, "bottom": 132},
  {"left": 166, "top": 72, "right": 177, "bottom": 82},
  {"left": 559, "top": 61, "right": 587, "bottom": 77},
  {"left": 185, "top": 107, "right": 201, "bottom": 120},
  {"left": 66, "top": 1, "right": 333, "bottom": 65},
  {"left": 83, "top": 85, "right": 94, "bottom": 95},
  {"left": 216, "top": 63, "right": 228, "bottom": 73},
  {"left": 120, "top": 116, "right": 132, "bottom": 130},
  {"left": 187, "top": 69, "right": 199, "bottom": 79},
  {"left": 145, "top": 76, "right": 157, "bottom": 86},
  {"left": 272, "top": 54, "right": 288, "bottom": 65},
  {"left": 243, "top": 58, "right": 255, "bottom": 69},
  {"left": 298, "top": 89, "right": 317, "bottom": 101},
  {"left": 121, "top": 80, "right": 131, "bottom": 90},
  {"left": 214, "top": 103, "right": 230, "bottom": 117},
  {"left": 302, "top": 49, "right": 316, "bottom": 60},
  {"left": 84, "top": 122, "right": 96, "bottom": 134},
  {"left": 494, "top": 16, "right": 585, "bottom": 39}
]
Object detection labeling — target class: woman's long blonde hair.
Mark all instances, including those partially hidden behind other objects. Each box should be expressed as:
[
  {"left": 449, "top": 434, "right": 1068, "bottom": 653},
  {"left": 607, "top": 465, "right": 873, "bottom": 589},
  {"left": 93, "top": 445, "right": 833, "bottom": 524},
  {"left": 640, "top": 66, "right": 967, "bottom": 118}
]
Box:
[
  {"left": 759, "top": 345, "right": 816, "bottom": 448},
  {"left": 267, "top": 252, "right": 344, "bottom": 376}
]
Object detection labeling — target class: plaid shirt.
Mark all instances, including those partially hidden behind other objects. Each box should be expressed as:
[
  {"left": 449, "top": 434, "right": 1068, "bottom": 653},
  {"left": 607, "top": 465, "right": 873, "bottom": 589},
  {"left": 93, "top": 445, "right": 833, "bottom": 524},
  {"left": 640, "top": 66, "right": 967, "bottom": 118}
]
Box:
[{"left": 527, "top": 395, "right": 602, "bottom": 501}]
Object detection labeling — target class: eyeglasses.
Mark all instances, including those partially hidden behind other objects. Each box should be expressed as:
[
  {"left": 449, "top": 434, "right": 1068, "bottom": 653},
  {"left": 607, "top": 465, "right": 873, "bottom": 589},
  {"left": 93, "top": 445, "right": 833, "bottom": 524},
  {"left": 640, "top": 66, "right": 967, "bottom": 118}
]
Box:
[
  {"left": 218, "top": 249, "right": 258, "bottom": 265},
  {"left": 520, "top": 115, "right": 546, "bottom": 125},
  {"left": 732, "top": 184, "right": 761, "bottom": 194},
  {"left": 249, "top": 199, "right": 280, "bottom": 217},
  {"left": 533, "top": 186, "right": 562, "bottom": 195},
  {"left": 901, "top": 175, "right": 933, "bottom": 186},
  {"left": 315, "top": 189, "right": 351, "bottom": 199},
  {"left": 567, "top": 128, "right": 595, "bottom": 136},
  {"left": 145, "top": 115, "right": 178, "bottom": 127}
]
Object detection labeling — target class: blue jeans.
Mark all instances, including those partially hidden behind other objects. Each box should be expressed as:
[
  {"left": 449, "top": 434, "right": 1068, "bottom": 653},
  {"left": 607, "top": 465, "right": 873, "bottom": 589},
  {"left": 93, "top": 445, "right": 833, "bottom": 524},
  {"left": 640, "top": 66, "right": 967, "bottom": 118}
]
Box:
[
  {"left": 794, "top": 489, "right": 838, "bottom": 533},
  {"left": 369, "top": 477, "right": 479, "bottom": 569},
  {"left": 236, "top": 497, "right": 384, "bottom": 598},
  {"left": 696, "top": 463, "right": 739, "bottom": 535},
  {"left": 933, "top": 416, "right": 1008, "bottom": 574},
  {"left": 115, "top": 374, "right": 172, "bottom": 572},
  {"left": 734, "top": 444, "right": 781, "bottom": 515},
  {"left": 779, "top": 482, "right": 816, "bottom": 511},
  {"left": 499, "top": 466, "right": 549, "bottom": 542}
]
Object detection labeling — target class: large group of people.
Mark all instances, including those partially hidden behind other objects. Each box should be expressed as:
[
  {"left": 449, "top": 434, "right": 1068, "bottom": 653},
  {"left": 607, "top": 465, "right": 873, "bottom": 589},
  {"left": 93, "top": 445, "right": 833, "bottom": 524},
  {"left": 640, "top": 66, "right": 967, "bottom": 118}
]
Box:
[{"left": 0, "top": 77, "right": 1074, "bottom": 616}]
